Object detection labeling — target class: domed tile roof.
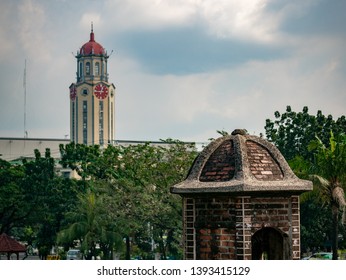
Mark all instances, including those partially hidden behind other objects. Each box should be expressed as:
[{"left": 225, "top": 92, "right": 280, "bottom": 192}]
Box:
[
  {"left": 171, "top": 129, "right": 313, "bottom": 194},
  {"left": 79, "top": 30, "right": 105, "bottom": 56}
]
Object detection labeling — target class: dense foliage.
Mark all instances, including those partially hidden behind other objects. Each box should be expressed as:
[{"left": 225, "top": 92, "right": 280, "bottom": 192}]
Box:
[
  {"left": 265, "top": 106, "right": 346, "bottom": 258},
  {"left": 0, "top": 140, "right": 197, "bottom": 260},
  {"left": 1, "top": 106, "right": 345, "bottom": 260},
  {"left": 265, "top": 105, "right": 346, "bottom": 161},
  {"left": 0, "top": 149, "right": 80, "bottom": 259},
  {"left": 59, "top": 140, "right": 197, "bottom": 259}
]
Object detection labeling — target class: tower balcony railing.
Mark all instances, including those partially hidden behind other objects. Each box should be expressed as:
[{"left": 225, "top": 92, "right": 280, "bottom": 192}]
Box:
[{"left": 76, "top": 74, "right": 109, "bottom": 84}]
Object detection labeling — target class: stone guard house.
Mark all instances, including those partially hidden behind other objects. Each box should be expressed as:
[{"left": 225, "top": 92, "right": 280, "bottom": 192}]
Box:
[{"left": 171, "top": 129, "right": 312, "bottom": 260}]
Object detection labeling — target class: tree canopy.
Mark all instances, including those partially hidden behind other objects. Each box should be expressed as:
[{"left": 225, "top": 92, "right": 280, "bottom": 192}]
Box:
[
  {"left": 2, "top": 105, "right": 345, "bottom": 259},
  {"left": 265, "top": 105, "right": 346, "bottom": 161},
  {"left": 308, "top": 132, "right": 346, "bottom": 259},
  {"left": 58, "top": 140, "right": 197, "bottom": 259},
  {"left": 265, "top": 106, "right": 346, "bottom": 257}
]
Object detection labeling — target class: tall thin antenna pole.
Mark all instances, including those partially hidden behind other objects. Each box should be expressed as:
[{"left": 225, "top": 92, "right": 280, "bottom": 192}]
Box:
[{"left": 23, "top": 59, "right": 27, "bottom": 139}]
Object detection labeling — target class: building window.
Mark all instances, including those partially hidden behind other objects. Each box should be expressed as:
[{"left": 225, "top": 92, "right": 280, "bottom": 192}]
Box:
[
  {"left": 72, "top": 104, "right": 75, "bottom": 142},
  {"left": 99, "top": 101, "right": 104, "bottom": 145},
  {"left": 82, "top": 88, "right": 88, "bottom": 96},
  {"left": 102, "top": 61, "right": 105, "bottom": 76},
  {"left": 95, "top": 62, "right": 100, "bottom": 76},
  {"left": 86, "top": 62, "right": 90, "bottom": 75},
  {"left": 83, "top": 101, "right": 87, "bottom": 145},
  {"left": 79, "top": 62, "right": 83, "bottom": 78}
]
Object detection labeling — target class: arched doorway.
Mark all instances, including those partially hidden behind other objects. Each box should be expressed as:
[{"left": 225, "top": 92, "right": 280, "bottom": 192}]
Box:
[{"left": 251, "top": 227, "right": 291, "bottom": 260}]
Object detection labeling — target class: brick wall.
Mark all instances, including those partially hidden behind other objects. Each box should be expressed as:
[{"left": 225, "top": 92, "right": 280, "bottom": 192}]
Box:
[
  {"left": 200, "top": 140, "right": 235, "bottom": 182},
  {"left": 246, "top": 140, "right": 284, "bottom": 181},
  {"left": 183, "top": 194, "right": 301, "bottom": 260}
]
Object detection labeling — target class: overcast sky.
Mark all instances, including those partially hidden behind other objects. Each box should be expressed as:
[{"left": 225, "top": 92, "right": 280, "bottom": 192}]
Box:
[{"left": 0, "top": 0, "right": 345, "bottom": 143}]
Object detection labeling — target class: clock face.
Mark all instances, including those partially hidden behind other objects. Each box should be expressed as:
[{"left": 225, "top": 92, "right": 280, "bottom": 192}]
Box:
[
  {"left": 70, "top": 85, "right": 77, "bottom": 101},
  {"left": 94, "top": 83, "right": 109, "bottom": 99}
]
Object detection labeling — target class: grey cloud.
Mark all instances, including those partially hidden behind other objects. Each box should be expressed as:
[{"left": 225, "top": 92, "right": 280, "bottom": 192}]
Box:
[{"left": 113, "top": 27, "right": 287, "bottom": 75}]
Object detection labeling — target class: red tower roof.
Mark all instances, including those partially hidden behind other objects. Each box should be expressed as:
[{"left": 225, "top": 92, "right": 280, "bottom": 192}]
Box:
[{"left": 79, "top": 28, "right": 106, "bottom": 56}]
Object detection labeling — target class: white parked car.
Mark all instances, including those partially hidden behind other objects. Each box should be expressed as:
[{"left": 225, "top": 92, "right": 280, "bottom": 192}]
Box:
[{"left": 66, "top": 249, "right": 81, "bottom": 260}]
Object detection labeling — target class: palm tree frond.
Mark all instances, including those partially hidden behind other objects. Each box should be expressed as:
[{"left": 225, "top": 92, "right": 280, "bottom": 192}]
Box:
[{"left": 309, "top": 174, "right": 330, "bottom": 187}]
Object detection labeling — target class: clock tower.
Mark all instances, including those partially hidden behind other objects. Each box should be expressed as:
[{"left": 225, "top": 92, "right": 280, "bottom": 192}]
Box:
[{"left": 69, "top": 24, "right": 115, "bottom": 146}]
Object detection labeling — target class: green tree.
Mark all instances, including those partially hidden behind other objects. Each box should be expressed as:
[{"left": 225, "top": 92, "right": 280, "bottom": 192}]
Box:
[
  {"left": 265, "top": 106, "right": 346, "bottom": 161},
  {"left": 22, "top": 149, "right": 79, "bottom": 258},
  {"left": 287, "top": 156, "right": 331, "bottom": 252},
  {"left": 58, "top": 188, "right": 122, "bottom": 259},
  {"left": 149, "top": 139, "right": 197, "bottom": 259},
  {"left": 1, "top": 149, "right": 80, "bottom": 258},
  {"left": 308, "top": 132, "right": 346, "bottom": 259},
  {"left": 0, "top": 159, "right": 26, "bottom": 234},
  {"left": 59, "top": 142, "right": 101, "bottom": 181},
  {"left": 99, "top": 141, "right": 197, "bottom": 259},
  {"left": 300, "top": 191, "right": 332, "bottom": 252},
  {"left": 265, "top": 107, "right": 346, "bottom": 256},
  {"left": 58, "top": 141, "right": 197, "bottom": 259}
]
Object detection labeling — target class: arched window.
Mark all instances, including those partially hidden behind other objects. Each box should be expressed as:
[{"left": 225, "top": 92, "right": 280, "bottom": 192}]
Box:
[
  {"left": 86, "top": 62, "right": 90, "bottom": 75},
  {"left": 79, "top": 62, "right": 83, "bottom": 77},
  {"left": 95, "top": 62, "right": 100, "bottom": 76},
  {"left": 83, "top": 101, "right": 88, "bottom": 145}
]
